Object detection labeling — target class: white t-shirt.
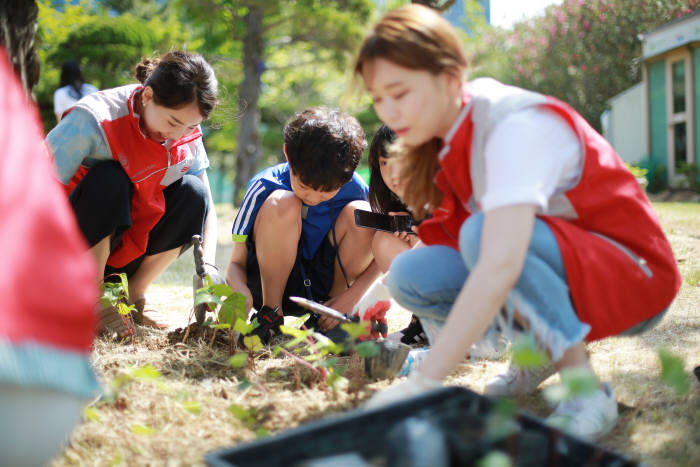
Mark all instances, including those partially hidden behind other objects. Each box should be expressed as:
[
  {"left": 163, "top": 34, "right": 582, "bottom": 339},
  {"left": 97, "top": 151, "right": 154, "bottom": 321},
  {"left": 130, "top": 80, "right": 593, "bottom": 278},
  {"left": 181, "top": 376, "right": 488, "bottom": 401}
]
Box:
[
  {"left": 53, "top": 83, "right": 99, "bottom": 117},
  {"left": 480, "top": 106, "right": 582, "bottom": 212}
]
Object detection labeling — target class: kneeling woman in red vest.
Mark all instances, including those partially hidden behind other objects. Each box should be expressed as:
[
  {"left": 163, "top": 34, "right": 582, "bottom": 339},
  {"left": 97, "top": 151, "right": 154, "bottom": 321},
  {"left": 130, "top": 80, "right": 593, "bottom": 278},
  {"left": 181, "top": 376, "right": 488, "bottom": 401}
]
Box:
[
  {"left": 47, "top": 51, "right": 219, "bottom": 336},
  {"left": 355, "top": 5, "right": 681, "bottom": 441}
]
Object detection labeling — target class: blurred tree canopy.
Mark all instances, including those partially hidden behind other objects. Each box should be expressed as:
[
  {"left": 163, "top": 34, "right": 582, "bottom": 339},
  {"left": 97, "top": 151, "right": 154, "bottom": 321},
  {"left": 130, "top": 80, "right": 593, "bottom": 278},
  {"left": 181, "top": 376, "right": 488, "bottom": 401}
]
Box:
[{"left": 32, "top": 0, "right": 696, "bottom": 204}]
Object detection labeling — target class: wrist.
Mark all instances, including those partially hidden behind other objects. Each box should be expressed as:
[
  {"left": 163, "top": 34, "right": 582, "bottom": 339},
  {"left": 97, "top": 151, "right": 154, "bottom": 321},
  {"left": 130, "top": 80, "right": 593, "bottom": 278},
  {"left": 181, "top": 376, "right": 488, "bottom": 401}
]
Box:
[{"left": 409, "top": 370, "right": 442, "bottom": 391}]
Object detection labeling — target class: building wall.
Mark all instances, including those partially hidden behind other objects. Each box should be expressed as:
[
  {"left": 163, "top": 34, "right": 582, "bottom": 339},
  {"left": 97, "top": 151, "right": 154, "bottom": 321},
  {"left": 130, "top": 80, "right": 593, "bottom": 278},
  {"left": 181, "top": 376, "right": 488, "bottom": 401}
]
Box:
[{"left": 603, "top": 83, "right": 646, "bottom": 164}]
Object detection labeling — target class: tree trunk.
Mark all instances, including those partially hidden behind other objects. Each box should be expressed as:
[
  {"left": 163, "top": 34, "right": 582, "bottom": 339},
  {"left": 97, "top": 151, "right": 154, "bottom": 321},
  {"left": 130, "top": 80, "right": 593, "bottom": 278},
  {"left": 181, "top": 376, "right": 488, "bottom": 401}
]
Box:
[
  {"left": 0, "top": 0, "right": 40, "bottom": 95},
  {"left": 233, "top": 5, "right": 264, "bottom": 206}
]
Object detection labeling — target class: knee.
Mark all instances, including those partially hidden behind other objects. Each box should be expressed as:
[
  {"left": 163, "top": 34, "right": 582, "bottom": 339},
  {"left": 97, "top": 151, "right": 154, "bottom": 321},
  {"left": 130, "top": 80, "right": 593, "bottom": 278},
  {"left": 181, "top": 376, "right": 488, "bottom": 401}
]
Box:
[
  {"left": 178, "top": 175, "right": 209, "bottom": 212},
  {"left": 385, "top": 250, "right": 417, "bottom": 304},
  {"left": 337, "top": 201, "right": 374, "bottom": 243},
  {"left": 459, "top": 212, "right": 484, "bottom": 269},
  {"left": 258, "top": 190, "right": 302, "bottom": 228}
]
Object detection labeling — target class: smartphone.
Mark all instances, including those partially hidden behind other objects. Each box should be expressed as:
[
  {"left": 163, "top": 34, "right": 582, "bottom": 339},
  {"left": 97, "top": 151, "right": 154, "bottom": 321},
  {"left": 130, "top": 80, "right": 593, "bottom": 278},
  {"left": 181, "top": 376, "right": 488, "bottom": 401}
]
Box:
[{"left": 354, "top": 209, "right": 416, "bottom": 234}]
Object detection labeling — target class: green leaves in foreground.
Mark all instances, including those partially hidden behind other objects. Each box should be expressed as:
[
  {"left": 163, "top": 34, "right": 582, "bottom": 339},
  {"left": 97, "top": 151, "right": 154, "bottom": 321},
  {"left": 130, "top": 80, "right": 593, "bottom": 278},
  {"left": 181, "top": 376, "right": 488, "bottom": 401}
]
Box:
[
  {"left": 543, "top": 367, "right": 599, "bottom": 405},
  {"left": 510, "top": 335, "right": 549, "bottom": 369},
  {"left": 658, "top": 346, "right": 689, "bottom": 396}
]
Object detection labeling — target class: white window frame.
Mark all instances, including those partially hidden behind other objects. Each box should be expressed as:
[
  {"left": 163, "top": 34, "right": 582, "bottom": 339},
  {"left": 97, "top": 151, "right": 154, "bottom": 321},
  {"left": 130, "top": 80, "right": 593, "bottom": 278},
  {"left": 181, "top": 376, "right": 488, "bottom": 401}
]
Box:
[{"left": 665, "top": 49, "right": 694, "bottom": 180}]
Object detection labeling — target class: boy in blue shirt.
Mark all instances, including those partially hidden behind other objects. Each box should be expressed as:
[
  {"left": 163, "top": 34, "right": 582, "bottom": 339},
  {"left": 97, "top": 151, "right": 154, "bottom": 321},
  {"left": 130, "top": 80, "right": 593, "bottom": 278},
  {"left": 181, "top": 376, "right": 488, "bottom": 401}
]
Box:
[{"left": 226, "top": 107, "right": 380, "bottom": 343}]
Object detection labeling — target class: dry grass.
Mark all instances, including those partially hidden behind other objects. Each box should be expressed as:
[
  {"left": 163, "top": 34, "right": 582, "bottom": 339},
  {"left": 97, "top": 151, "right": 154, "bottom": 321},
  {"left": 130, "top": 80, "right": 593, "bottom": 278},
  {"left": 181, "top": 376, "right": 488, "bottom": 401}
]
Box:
[{"left": 53, "top": 202, "right": 699, "bottom": 467}]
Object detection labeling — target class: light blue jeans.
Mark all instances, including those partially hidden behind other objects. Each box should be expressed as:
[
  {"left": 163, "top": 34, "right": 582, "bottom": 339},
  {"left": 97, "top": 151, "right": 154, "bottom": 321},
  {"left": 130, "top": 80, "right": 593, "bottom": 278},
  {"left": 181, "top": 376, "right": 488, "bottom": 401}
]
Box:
[{"left": 386, "top": 213, "right": 591, "bottom": 362}]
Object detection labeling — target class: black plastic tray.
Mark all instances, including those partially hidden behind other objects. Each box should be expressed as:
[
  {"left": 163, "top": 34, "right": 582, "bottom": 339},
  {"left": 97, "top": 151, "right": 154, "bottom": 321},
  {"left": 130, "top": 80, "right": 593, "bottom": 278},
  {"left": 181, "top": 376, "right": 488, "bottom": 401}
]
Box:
[{"left": 205, "top": 386, "right": 638, "bottom": 467}]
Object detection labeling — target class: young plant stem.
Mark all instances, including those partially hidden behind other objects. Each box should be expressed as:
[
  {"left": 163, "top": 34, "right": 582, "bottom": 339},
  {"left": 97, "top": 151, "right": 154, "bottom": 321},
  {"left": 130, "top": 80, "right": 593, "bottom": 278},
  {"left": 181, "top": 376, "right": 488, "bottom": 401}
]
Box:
[{"left": 280, "top": 348, "right": 321, "bottom": 388}]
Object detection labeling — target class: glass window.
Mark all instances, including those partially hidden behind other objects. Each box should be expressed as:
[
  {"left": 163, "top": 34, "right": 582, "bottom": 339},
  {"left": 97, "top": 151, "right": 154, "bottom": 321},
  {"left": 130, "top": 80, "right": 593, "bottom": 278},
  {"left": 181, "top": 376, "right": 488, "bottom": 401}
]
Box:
[
  {"left": 673, "top": 122, "right": 687, "bottom": 169},
  {"left": 672, "top": 60, "right": 686, "bottom": 114}
]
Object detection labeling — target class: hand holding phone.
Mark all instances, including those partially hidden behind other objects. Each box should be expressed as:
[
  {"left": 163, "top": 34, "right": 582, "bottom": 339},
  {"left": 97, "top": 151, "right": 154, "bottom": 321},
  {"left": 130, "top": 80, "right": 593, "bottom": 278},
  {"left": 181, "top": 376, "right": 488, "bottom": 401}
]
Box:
[{"left": 354, "top": 209, "right": 416, "bottom": 235}]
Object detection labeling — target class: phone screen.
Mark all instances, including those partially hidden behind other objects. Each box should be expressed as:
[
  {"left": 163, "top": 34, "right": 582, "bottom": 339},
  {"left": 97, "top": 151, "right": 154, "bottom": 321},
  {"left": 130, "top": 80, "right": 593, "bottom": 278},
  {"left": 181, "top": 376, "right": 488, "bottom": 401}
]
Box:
[{"left": 354, "top": 209, "right": 415, "bottom": 234}]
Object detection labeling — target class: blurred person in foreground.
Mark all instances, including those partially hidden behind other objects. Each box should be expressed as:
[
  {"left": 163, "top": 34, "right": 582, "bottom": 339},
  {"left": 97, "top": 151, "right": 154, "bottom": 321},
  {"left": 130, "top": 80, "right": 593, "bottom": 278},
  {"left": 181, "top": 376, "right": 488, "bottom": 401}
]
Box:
[{"left": 0, "top": 2, "right": 100, "bottom": 462}]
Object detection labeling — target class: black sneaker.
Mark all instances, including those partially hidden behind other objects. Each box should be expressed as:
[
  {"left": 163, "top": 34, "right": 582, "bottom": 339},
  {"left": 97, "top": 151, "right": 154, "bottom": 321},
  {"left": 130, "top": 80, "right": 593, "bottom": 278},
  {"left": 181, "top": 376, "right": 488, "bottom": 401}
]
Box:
[
  {"left": 400, "top": 315, "right": 429, "bottom": 347},
  {"left": 245, "top": 306, "right": 283, "bottom": 346}
]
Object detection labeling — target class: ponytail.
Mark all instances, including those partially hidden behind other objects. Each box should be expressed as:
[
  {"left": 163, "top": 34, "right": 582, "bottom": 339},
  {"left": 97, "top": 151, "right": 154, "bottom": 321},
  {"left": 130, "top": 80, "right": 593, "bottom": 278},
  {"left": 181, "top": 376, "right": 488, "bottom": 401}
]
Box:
[{"left": 134, "top": 57, "right": 160, "bottom": 85}]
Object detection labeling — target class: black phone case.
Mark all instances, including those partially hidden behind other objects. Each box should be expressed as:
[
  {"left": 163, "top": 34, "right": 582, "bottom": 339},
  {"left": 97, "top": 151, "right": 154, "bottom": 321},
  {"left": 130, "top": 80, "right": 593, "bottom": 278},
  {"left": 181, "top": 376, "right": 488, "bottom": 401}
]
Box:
[{"left": 354, "top": 209, "right": 415, "bottom": 234}]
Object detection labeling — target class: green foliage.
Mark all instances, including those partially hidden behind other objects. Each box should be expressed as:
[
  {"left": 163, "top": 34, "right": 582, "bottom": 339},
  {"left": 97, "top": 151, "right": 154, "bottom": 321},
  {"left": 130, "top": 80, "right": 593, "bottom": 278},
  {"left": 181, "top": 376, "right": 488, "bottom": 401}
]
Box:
[
  {"left": 658, "top": 346, "right": 689, "bottom": 396},
  {"left": 100, "top": 273, "right": 136, "bottom": 317},
  {"left": 131, "top": 424, "right": 156, "bottom": 435},
  {"left": 676, "top": 162, "right": 700, "bottom": 191},
  {"left": 510, "top": 335, "right": 549, "bottom": 369},
  {"left": 473, "top": 0, "right": 700, "bottom": 130},
  {"left": 477, "top": 451, "right": 512, "bottom": 467},
  {"left": 543, "top": 367, "right": 599, "bottom": 404},
  {"left": 625, "top": 162, "right": 649, "bottom": 190},
  {"left": 484, "top": 399, "right": 518, "bottom": 441},
  {"left": 229, "top": 353, "right": 248, "bottom": 369}
]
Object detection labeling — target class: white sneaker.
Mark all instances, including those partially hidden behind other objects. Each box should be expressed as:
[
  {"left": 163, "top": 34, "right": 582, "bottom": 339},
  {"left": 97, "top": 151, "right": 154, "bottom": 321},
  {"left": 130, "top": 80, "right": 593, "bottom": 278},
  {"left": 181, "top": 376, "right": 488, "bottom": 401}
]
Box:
[
  {"left": 546, "top": 383, "right": 618, "bottom": 441},
  {"left": 484, "top": 362, "right": 556, "bottom": 397}
]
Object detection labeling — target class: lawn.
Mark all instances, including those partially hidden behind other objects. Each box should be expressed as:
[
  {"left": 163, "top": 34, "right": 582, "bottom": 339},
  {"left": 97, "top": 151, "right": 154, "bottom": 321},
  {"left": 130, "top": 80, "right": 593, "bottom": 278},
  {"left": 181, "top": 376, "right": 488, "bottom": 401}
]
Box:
[{"left": 54, "top": 202, "right": 700, "bottom": 467}]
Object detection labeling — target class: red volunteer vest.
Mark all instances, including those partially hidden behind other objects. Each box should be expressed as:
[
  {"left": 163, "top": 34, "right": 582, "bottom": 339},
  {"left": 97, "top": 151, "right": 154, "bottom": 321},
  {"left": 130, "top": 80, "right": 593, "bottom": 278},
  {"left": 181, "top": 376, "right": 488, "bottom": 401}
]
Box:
[
  {"left": 418, "top": 80, "right": 681, "bottom": 340},
  {"left": 1, "top": 48, "right": 97, "bottom": 352},
  {"left": 64, "top": 85, "right": 202, "bottom": 268}
]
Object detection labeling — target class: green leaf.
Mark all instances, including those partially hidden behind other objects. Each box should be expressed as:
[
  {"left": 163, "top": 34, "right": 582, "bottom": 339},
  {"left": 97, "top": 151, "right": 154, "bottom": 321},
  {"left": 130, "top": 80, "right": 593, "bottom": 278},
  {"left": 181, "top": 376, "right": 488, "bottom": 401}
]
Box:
[
  {"left": 129, "top": 364, "right": 162, "bottom": 381},
  {"left": 83, "top": 406, "right": 100, "bottom": 422},
  {"left": 131, "top": 424, "right": 156, "bottom": 435},
  {"left": 658, "top": 347, "right": 689, "bottom": 396},
  {"left": 238, "top": 378, "right": 252, "bottom": 391},
  {"left": 211, "top": 283, "right": 234, "bottom": 297},
  {"left": 356, "top": 341, "right": 379, "bottom": 358},
  {"left": 272, "top": 345, "right": 283, "bottom": 356},
  {"left": 315, "top": 357, "right": 338, "bottom": 368},
  {"left": 477, "top": 451, "right": 512, "bottom": 467},
  {"left": 218, "top": 301, "right": 236, "bottom": 325},
  {"left": 234, "top": 318, "right": 255, "bottom": 335},
  {"left": 243, "top": 335, "right": 263, "bottom": 352},
  {"left": 543, "top": 367, "right": 599, "bottom": 405},
  {"left": 286, "top": 313, "right": 311, "bottom": 329},
  {"left": 118, "top": 273, "right": 130, "bottom": 301},
  {"left": 485, "top": 399, "right": 518, "bottom": 441},
  {"left": 211, "top": 323, "right": 232, "bottom": 329},
  {"left": 511, "top": 335, "right": 549, "bottom": 369},
  {"left": 255, "top": 427, "right": 269, "bottom": 438},
  {"left": 229, "top": 353, "right": 248, "bottom": 368},
  {"left": 279, "top": 325, "right": 308, "bottom": 339},
  {"left": 340, "top": 321, "right": 370, "bottom": 340},
  {"left": 229, "top": 404, "right": 254, "bottom": 423},
  {"left": 195, "top": 288, "right": 223, "bottom": 307},
  {"left": 182, "top": 401, "right": 202, "bottom": 414},
  {"left": 117, "top": 302, "right": 134, "bottom": 316}
]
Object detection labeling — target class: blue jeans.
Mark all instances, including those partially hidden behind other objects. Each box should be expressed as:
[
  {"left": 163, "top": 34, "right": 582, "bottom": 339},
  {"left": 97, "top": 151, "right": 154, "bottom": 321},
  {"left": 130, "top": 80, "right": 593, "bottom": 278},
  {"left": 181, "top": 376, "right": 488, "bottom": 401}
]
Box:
[{"left": 386, "top": 213, "right": 591, "bottom": 362}]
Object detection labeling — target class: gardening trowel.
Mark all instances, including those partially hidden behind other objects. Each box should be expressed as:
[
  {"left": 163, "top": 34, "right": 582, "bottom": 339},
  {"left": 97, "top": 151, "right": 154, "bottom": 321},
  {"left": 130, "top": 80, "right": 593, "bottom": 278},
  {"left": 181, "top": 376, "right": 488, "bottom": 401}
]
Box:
[
  {"left": 191, "top": 234, "right": 227, "bottom": 325},
  {"left": 192, "top": 235, "right": 208, "bottom": 324}
]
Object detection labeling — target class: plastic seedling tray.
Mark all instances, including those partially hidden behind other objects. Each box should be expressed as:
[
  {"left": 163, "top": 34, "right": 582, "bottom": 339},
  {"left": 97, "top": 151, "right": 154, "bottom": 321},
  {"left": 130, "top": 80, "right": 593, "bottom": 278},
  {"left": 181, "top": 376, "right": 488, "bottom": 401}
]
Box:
[{"left": 205, "top": 386, "right": 638, "bottom": 467}]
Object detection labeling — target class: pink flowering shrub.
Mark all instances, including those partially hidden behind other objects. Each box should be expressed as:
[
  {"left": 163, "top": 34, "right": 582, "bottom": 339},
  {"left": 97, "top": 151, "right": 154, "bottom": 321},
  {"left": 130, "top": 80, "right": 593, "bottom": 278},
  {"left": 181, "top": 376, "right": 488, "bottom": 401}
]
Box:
[{"left": 469, "top": 0, "right": 700, "bottom": 131}]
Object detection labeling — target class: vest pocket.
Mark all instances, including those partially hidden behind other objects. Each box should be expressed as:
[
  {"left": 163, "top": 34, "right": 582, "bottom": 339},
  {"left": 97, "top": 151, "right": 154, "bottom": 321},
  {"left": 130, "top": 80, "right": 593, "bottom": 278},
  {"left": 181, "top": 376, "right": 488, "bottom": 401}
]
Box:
[{"left": 592, "top": 232, "right": 653, "bottom": 278}]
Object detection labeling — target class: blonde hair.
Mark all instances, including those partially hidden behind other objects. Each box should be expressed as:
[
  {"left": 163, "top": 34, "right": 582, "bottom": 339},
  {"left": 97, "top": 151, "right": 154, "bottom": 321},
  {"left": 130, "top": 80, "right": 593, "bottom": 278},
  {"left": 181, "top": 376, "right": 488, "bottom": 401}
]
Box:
[{"left": 354, "top": 4, "right": 467, "bottom": 219}]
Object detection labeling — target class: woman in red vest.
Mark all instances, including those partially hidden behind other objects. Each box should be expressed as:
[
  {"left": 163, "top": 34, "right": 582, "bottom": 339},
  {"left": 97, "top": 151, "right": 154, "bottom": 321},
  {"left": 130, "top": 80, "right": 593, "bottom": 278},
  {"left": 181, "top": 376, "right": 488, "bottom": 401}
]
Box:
[
  {"left": 46, "top": 51, "right": 220, "bottom": 336},
  {"left": 354, "top": 5, "right": 680, "bottom": 441}
]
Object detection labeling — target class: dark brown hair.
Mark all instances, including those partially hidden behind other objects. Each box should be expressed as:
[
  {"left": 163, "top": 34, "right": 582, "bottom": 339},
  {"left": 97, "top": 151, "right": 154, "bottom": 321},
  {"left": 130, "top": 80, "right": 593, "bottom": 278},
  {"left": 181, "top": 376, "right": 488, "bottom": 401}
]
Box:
[
  {"left": 135, "top": 51, "right": 218, "bottom": 118},
  {"left": 354, "top": 4, "right": 467, "bottom": 218},
  {"left": 368, "top": 125, "right": 410, "bottom": 215},
  {"left": 283, "top": 107, "right": 366, "bottom": 192}
]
